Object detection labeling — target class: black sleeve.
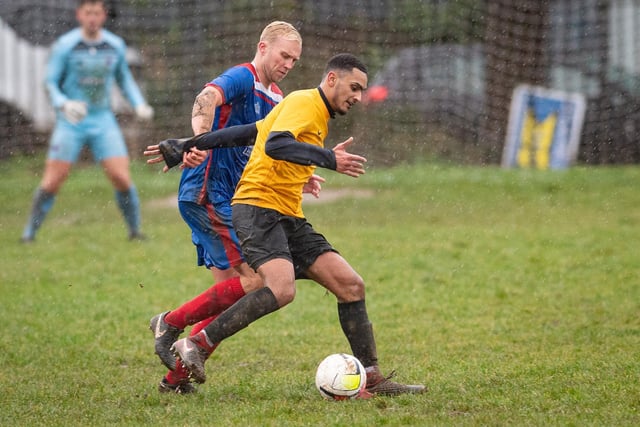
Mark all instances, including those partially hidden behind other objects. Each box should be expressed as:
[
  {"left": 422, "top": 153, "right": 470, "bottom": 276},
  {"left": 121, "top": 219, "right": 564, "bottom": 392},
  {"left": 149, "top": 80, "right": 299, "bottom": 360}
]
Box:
[
  {"left": 185, "top": 123, "right": 258, "bottom": 152},
  {"left": 264, "top": 131, "right": 337, "bottom": 170}
]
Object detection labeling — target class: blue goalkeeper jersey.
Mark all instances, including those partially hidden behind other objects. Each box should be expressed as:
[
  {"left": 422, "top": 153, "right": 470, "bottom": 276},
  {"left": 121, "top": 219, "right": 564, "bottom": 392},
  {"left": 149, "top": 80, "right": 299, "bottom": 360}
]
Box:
[
  {"left": 45, "top": 28, "right": 146, "bottom": 112},
  {"left": 178, "top": 63, "right": 283, "bottom": 207}
]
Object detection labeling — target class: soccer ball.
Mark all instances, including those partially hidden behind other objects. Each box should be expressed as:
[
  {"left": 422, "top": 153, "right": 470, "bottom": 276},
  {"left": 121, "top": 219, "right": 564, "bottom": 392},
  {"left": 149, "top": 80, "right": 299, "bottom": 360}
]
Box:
[{"left": 315, "top": 353, "right": 366, "bottom": 400}]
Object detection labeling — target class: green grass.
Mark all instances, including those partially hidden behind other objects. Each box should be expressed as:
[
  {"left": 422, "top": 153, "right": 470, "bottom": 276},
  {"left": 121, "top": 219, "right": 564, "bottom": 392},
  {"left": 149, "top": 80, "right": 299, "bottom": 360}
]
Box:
[{"left": 1, "top": 155, "right": 639, "bottom": 426}]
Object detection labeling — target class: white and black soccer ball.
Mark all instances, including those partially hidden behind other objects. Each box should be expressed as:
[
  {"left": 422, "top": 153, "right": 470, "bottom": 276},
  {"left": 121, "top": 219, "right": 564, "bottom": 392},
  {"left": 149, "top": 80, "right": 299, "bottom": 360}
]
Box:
[{"left": 315, "top": 353, "right": 366, "bottom": 400}]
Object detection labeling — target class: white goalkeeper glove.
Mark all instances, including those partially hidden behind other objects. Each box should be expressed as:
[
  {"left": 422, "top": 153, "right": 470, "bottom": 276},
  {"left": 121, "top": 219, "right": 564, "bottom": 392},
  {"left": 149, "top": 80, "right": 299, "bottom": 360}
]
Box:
[
  {"left": 61, "top": 100, "right": 88, "bottom": 125},
  {"left": 135, "top": 104, "right": 154, "bottom": 121}
]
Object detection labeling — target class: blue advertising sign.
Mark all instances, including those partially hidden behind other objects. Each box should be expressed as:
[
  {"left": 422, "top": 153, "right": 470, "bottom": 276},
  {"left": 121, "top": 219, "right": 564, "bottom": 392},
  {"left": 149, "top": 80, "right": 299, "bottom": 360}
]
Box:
[{"left": 502, "top": 85, "right": 586, "bottom": 169}]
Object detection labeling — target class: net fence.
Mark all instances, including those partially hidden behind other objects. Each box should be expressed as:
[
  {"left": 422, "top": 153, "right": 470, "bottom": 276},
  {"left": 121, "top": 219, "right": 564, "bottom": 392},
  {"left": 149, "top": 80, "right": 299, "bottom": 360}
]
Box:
[{"left": 1, "top": 0, "right": 639, "bottom": 166}]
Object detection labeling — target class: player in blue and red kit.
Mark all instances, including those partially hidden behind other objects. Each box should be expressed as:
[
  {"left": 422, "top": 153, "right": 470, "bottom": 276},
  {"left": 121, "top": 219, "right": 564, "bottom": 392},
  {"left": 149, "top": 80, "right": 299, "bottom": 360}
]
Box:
[
  {"left": 147, "top": 21, "right": 312, "bottom": 394},
  {"left": 21, "top": 0, "right": 153, "bottom": 242}
]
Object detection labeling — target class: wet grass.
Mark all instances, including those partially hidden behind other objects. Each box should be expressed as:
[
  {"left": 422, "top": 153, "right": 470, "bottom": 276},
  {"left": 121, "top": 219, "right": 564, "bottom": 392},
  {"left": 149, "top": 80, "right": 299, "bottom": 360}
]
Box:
[{"left": 1, "top": 156, "right": 639, "bottom": 426}]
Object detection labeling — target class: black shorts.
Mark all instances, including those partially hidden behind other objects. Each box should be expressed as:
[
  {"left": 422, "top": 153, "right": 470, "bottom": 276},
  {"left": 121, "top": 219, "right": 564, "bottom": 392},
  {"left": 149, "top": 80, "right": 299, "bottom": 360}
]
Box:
[{"left": 232, "top": 204, "right": 337, "bottom": 279}]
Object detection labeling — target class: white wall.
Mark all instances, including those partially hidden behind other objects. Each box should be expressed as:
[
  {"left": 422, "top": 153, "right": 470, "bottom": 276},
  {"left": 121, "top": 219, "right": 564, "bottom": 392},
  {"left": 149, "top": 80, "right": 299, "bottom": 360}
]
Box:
[{"left": 0, "top": 17, "right": 52, "bottom": 130}]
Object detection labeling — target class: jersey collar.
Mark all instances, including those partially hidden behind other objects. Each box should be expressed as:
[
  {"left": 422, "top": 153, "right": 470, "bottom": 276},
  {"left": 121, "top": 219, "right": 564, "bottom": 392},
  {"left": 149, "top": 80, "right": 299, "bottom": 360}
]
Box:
[{"left": 317, "top": 87, "right": 336, "bottom": 119}]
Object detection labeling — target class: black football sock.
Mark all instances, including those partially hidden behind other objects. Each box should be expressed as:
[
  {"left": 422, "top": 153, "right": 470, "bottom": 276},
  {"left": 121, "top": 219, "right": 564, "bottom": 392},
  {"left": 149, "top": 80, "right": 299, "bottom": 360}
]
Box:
[
  {"left": 338, "top": 300, "right": 378, "bottom": 368},
  {"left": 201, "top": 287, "right": 279, "bottom": 344}
]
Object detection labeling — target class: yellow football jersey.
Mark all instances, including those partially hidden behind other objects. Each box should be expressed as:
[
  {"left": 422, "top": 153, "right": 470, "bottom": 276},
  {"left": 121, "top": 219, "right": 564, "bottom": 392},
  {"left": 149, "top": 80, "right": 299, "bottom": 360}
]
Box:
[{"left": 232, "top": 88, "right": 331, "bottom": 218}]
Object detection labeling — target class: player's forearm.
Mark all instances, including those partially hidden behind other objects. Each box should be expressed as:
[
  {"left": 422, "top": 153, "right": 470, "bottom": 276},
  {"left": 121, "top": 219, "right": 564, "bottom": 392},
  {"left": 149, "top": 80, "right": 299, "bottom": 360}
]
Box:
[
  {"left": 45, "top": 67, "right": 68, "bottom": 108},
  {"left": 187, "top": 123, "right": 258, "bottom": 151},
  {"left": 265, "top": 131, "right": 337, "bottom": 170},
  {"left": 158, "top": 123, "right": 258, "bottom": 169},
  {"left": 45, "top": 44, "right": 70, "bottom": 108},
  {"left": 45, "top": 82, "right": 68, "bottom": 109},
  {"left": 116, "top": 60, "right": 146, "bottom": 108}
]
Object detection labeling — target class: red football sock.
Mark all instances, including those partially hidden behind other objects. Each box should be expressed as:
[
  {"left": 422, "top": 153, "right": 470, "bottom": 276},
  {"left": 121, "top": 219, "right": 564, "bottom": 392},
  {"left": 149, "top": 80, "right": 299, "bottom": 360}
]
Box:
[
  {"left": 165, "top": 360, "right": 190, "bottom": 384},
  {"left": 165, "top": 316, "right": 220, "bottom": 385},
  {"left": 165, "top": 276, "right": 245, "bottom": 329},
  {"left": 190, "top": 315, "right": 217, "bottom": 336}
]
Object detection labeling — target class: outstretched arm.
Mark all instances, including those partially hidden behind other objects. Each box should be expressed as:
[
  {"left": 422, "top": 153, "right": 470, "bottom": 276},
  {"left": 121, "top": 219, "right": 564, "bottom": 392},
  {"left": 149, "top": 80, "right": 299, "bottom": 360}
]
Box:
[
  {"left": 184, "top": 123, "right": 258, "bottom": 151},
  {"left": 265, "top": 132, "right": 366, "bottom": 177},
  {"left": 144, "top": 123, "right": 258, "bottom": 170}
]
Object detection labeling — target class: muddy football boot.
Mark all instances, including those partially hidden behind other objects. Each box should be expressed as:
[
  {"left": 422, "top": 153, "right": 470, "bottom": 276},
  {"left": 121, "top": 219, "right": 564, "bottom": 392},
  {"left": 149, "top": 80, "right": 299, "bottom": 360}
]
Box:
[
  {"left": 150, "top": 311, "right": 184, "bottom": 371},
  {"left": 170, "top": 337, "right": 209, "bottom": 384},
  {"left": 158, "top": 377, "right": 196, "bottom": 394},
  {"left": 366, "top": 367, "right": 427, "bottom": 396}
]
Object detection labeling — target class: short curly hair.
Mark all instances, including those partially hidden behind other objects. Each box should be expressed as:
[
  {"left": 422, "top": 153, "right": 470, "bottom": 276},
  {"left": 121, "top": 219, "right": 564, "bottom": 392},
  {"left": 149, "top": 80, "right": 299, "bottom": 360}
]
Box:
[{"left": 324, "top": 53, "right": 368, "bottom": 75}]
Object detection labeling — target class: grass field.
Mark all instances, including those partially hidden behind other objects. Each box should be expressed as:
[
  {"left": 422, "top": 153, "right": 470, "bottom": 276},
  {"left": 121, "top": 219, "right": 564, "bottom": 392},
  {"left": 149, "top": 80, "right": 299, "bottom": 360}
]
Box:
[{"left": 1, "top": 155, "right": 639, "bottom": 426}]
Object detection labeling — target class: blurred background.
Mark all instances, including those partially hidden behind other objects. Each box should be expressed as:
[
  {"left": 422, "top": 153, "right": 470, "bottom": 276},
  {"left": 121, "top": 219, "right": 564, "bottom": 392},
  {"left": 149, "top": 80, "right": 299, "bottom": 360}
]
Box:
[{"left": 1, "top": 0, "right": 639, "bottom": 167}]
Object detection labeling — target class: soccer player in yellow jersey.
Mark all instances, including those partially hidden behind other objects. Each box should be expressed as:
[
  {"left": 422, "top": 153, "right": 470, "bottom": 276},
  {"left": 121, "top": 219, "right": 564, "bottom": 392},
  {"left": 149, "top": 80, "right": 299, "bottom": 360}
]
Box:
[{"left": 171, "top": 53, "right": 426, "bottom": 396}]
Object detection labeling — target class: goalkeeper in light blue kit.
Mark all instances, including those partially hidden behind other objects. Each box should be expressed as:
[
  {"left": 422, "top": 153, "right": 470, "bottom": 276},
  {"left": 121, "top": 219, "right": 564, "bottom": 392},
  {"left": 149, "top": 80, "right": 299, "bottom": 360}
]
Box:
[{"left": 21, "top": 0, "right": 153, "bottom": 242}]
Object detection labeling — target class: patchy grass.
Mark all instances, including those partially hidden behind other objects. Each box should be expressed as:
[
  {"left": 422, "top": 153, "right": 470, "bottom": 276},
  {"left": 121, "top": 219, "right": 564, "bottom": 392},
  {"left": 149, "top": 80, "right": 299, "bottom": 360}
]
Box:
[{"left": 1, "top": 156, "right": 639, "bottom": 426}]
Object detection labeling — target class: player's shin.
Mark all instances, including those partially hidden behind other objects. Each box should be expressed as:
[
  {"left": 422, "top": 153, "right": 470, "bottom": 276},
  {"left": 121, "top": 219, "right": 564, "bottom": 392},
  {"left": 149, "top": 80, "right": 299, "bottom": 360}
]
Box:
[
  {"left": 22, "top": 187, "right": 56, "bottom": 241},
  {"left": 338, "top": 301, "right": 427, "bottom": 395},
  {"left": 197, "top": 286, "right": 280, "bottom": 344},
  {"left": 337, "top": 300, "right": 378, "bottom": 368},
  {"left": 115, "top": 186, "right": 141, "bottom": 236},
  {"left": 164, "top": 276, "right": 245, "bottom": 329}
]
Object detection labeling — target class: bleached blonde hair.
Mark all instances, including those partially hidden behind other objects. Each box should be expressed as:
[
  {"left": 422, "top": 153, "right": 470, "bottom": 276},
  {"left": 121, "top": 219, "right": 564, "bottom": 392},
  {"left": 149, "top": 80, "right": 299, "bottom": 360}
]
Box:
[{"left": 259, "top": 21, "right": 302, "bottom": 44}]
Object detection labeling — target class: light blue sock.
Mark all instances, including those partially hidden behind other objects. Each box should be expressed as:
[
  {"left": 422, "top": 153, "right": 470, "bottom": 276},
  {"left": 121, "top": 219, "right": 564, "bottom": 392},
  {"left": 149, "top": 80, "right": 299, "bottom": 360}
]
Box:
[
  {"left": 22, "top": 188, "right": 56, "bottom": 240},
  {"left": 115, "top": 186, "right": 141, "bottom": 236}
]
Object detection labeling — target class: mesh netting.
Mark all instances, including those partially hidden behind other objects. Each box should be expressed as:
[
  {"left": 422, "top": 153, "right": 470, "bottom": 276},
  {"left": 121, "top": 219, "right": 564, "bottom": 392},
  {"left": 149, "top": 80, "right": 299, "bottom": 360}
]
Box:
[{"left": 1, "top": 0, "right": 639, "bottom": 165}]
